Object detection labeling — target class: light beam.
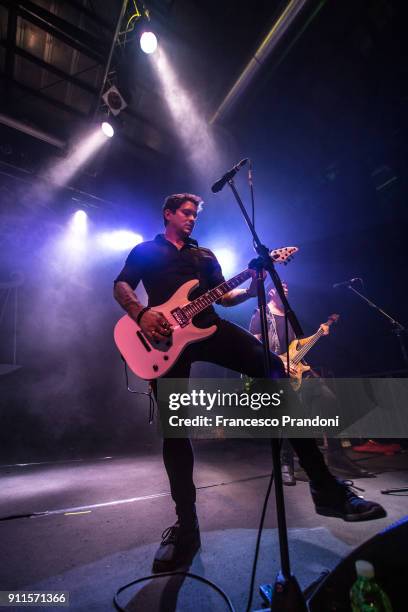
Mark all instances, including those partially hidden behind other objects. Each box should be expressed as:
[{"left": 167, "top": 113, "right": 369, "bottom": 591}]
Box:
[
  {"left": 212, "top": 247, "right": 237, "bottom": 277},
  {"left": 45, "top": 126, "right": 112, "bottom": 190},
  {"left": 150, "top": 47, "right": 220, "bottom": 181},
  {"left": 97, "top": 230, "right": 144, "bottom": 252}
]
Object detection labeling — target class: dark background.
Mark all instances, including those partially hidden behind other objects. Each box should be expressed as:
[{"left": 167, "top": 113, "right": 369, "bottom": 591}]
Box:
[{"left": 0, "top": 0, "right": 406, "bottom": 461}]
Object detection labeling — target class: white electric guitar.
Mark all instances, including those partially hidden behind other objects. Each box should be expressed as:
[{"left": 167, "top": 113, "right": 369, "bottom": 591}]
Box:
[{"left": 114, "top": 247, "right": 298, "bottom": 380}]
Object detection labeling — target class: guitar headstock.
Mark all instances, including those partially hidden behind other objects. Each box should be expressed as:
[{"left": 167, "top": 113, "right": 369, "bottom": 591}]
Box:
[
  {"left": 327, "top": 313, "right": 340, "bottom": 326},
  {"left": 269, "top": 246, "right": 298, "bottom": 266}
]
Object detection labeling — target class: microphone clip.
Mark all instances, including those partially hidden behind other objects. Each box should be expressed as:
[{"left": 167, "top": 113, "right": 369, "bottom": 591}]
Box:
[{"left": 211, "top": 158, "right": 249, "bottom": 193}]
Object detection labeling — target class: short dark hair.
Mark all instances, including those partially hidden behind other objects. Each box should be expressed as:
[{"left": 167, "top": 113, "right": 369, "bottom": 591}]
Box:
[{"left": 162, "top": 193, "right": 203, "bottom": 226}]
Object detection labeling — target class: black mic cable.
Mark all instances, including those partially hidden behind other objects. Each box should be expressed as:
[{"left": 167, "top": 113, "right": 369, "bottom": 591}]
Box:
[{"left": 248, "top": 159, "right": 256, "bottom": 249}]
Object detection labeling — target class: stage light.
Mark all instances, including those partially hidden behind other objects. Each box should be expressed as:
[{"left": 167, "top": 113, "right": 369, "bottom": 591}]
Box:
[
  {"left": 71, "top": 210, "right": 88, "bottom": 235},
  {"left": 101, "top": 121, "right": 114, "bottom": 138},
  {"left": 140, "top": 31, "right": 157, "bottom": 54},
  {"left": 44, "top": 127, "right": 111, "bottom": 195},
  {"left": 213, "top": 247, "right": 237, "bottom": 277},
  {"left": 102, "top": 86, "right": 127, "bottom": 116},
  {"left": 62, "top": 210, "right": 88, "bottom": 255},
  {"left": 97, "top": 230, "right": 143, "bottom": 251}
]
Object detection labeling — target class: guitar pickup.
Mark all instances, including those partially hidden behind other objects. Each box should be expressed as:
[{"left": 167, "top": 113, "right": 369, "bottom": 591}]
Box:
[
  {"left": 170, "top": 307, "right": 189, "bottom": 327},
  {"left": 136, "top": 331, "right": 152, "bottom": 352}
]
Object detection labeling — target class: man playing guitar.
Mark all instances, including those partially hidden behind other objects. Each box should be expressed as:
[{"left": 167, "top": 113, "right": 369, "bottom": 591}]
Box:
[
  {"left": 114, "top": 193, "right": 385, "bottom": 573},
  {"left": 250, "top": 283, "right": 374, "bottom": 484}
]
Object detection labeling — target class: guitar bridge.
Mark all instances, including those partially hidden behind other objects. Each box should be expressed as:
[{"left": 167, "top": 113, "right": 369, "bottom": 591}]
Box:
[{"left": 171, "top": 307, "right": 189, "bottom": 328}]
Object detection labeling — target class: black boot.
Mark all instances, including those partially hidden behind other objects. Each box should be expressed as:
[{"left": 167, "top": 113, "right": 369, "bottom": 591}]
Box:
[
  {"left": 310, "top": 478, "right": 386, "bottom": 522},
  {"left": 152, "top": 518, "right": 201, "bottom": 573},
  {"left": 327, "top": 450, "right": 375, "bottom": 478}
]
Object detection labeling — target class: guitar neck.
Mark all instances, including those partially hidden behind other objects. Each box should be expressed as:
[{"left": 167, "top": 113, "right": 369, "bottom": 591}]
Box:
[
  {"left": 292, "top": 328, "right": 324, "bottom": 364},
  {"left": 182, "top": 269, "right": 252, "bottom": 318}
]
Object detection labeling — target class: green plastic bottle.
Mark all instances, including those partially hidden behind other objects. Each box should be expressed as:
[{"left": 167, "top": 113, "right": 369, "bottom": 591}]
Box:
[{"left": 350, "top": 560, "right": 393, "bottom": 612}]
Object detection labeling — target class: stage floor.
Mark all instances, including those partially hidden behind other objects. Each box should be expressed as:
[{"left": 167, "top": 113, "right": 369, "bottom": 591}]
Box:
[{"left": 1, "top": 441, "right": 407, "bottom": 611}]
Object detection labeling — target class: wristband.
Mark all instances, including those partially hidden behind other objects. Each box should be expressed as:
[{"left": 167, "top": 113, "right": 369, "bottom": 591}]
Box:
[{"left": 136, "top": 307, "right": 150, "bottom": 325}]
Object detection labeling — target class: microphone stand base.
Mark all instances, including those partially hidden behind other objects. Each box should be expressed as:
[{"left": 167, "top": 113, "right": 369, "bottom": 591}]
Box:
[{"left": 258, "top": 572, "right": 307, "bottom": 611}]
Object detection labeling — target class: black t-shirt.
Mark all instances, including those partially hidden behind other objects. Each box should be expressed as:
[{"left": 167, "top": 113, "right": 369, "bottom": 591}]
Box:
[
  {"left": 249, "top": 308, "right": 296, "bottom": 354},
  {"left": 114, "top": 234, "right": 225, "bottom": 324}
]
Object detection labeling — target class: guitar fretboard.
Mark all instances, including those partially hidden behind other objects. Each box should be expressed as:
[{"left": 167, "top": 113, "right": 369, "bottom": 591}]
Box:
[
  {"left": 292, "top": 328, "right": 324, "bottom": 364},
  {"left": 181, "top": 269, "right": 252, "bottom": 319}
]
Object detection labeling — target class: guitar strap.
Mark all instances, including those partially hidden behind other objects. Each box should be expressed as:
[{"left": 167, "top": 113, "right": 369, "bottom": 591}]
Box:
[
  {"left": 191, "top": 245, "right": 219, "bottom": 287},
  {"left": 190, "top": 246, "right": 222, "bottom": 304}
]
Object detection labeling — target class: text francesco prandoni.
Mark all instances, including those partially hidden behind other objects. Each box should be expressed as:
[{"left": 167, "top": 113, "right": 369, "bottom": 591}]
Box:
[{"left": 165, "top": 389, "right": 340, "bottom": 429}]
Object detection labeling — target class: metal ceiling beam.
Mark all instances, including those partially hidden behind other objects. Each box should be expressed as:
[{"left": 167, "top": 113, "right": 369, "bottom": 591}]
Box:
[
  {"left": 0, "top": 75, "right": 172, "bottom": 158},
  {"left": 0, "top": 42, "right": 98, "bottom": 96},
  {"left": 90, "top": 0, "right": 128, "bottom": 119},
  {"left": 57, "top": 0, "right": 114, "bottom": 33},
  {"left": 210, "top": 0, "right": 310, "bottom": 124},
  {"left": 4, "top": 0, "right": 17, "bottom": 107},
  {"left": 0, "top": 160, "right": 118, "bottom": 208},
  {"left": 123, "top": 105, "right": 174, "bottom": 142},
  {"left": 0, "top": 69, "right": 172, "bottom": 141},
  {"left": 0, "top": 112, "right": 66, "bottom": 148},
  {"left": 0, "top": 74, "right": 88, "bottom": 119},
  {"left": 5, "top": 1, "right": 17, "bottom": 78},
  {"left": 0, "top": 0, "right": 108, "bottom": 63}
]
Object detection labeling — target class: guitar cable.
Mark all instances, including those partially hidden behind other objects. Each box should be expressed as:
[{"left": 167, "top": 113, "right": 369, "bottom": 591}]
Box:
[
  {"left": 113, "top": 570, "right": 235, "bottom": 611},
  {"left": 248, "top": 158, "right": 257, "bottom": 253},
  {"left": 123, "top": 360, "right": 155, "bottom": 423},
  {"left": 111, "top": 427, "right": 282, "bottom": 612},
  {"left": 245, "top": 438, "right": 281, "bottom": 612}
]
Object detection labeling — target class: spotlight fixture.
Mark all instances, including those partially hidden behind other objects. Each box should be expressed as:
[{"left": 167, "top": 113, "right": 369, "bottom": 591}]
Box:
[
  {"left": 102, "top": 85, "right": 127, "bottom": 116},
  {"left": 140, "top": 31, "right": 158, "bottom": 54},
  {"left": 101, "top": 121, "right": 114, "bottom": 138}
]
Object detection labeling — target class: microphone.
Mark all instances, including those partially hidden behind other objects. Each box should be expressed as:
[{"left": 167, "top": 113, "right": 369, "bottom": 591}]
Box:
[
  {"left": 333, "top": 277, "right": 362, "bottom": 289},
  {"left": 211, "top": 158, "right": 249, "bottom": 193}
]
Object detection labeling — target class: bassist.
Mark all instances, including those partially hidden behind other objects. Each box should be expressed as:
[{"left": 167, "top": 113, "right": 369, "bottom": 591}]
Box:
[{"left": 249, "top": 283, "right": 374, "bottom": 483}]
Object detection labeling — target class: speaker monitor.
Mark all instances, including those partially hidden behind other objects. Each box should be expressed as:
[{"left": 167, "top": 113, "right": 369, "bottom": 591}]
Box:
[{"left": 308, "top": 515, "right": 408, "bottom": 611}]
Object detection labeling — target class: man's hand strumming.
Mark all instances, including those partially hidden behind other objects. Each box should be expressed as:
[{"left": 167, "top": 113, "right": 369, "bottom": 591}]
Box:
[{"left": 139, "top": 310, "right": 173, "bottom": 341}]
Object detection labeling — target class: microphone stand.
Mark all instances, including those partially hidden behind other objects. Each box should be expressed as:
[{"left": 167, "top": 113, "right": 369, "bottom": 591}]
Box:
[
  {"left": 345, "top": 283, "right": 408, "bottom": 495},
  {"left": 346, "top": 284, "right": 408, "bottom": 370},
  {"left": 226, "top": 178, "right": 307, "bottom": 611}
]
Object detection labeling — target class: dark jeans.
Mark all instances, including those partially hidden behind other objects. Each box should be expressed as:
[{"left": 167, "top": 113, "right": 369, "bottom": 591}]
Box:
[
  {"left": 155, "top": 318, "right": 334, "bottom": 520},
  {"left": 281, "top": 377, "right": 342, "bottom": 465}
]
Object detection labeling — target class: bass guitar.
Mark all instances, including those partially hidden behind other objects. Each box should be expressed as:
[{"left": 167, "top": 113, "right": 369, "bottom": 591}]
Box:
[{"left": 279, "top": 313, "right": 339, "bottom": 390}]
